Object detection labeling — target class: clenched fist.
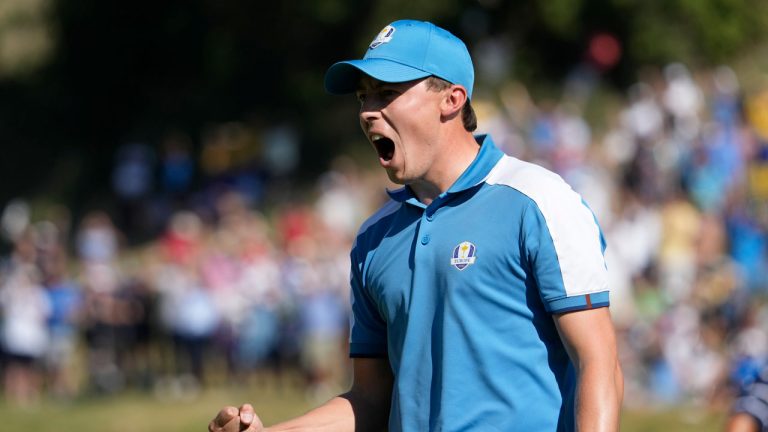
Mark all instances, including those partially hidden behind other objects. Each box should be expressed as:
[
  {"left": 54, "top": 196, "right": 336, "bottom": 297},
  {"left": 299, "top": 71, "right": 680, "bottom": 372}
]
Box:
[{"left": 208, "top": 403, "right": 264, "bottom": 432}]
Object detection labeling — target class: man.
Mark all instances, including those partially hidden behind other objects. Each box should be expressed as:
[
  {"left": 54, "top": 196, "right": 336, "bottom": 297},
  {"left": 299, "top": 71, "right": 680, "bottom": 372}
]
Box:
[
  {"left": 209, "top": 19, "right": 623, "bottom": 432},
  {"left": 726, "top": 364, "right": 768, "bottom": 432}
]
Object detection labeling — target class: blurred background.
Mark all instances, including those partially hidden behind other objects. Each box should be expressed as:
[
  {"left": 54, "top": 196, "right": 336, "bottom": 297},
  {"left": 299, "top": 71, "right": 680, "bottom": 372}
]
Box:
[{"left": 1, "top": 0, "right": 767, "bottom": 430}]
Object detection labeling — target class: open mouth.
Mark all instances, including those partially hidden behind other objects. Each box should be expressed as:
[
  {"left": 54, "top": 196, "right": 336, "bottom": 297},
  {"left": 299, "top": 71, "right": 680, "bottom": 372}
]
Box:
[{"left": 371, "top": 134, "right": 395, "bottom": 161}]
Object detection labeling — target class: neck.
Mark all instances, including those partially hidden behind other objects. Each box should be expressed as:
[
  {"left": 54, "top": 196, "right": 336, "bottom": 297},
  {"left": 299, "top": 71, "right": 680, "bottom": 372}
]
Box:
[{"left": 410, "top": 130, "right": 480, "bottom": 205}]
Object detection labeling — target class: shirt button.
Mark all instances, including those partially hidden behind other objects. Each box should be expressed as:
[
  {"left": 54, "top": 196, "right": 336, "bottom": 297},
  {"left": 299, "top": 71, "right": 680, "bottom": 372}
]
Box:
[{"left": 421, "top": 234, "right": 431, "bottom": 245}]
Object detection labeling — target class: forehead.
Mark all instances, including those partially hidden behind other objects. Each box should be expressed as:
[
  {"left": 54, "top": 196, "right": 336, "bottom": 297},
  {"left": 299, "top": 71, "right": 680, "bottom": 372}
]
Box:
[
  {"left": 356, "top": 75, "right": 388, "bottom": 91},
  {"left": 356, "top": 75, "right": 424, "bottom": 92}
]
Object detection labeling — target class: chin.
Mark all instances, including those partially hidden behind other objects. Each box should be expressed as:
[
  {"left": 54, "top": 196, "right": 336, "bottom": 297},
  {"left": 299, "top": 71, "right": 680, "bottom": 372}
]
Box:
[{"left": 385, "top": 170, "right": 408, "bottom": 185}]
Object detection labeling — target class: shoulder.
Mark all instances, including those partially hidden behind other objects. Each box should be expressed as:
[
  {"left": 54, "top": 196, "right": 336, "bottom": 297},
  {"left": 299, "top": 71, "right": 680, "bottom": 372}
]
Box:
[
  {"left": 357, "top": 199, "right": 401, "bottom": 237},
  {"left": 484, "top": 155, "right": 576, "bottom": 203},
  {"left": 484, "top": 155, "right": 606, "bottom": 250},
  {"left": 352, "top": 199, "right": 402, "bottom": 250},
  {"left": 484, "top": 155, "right": 593, "bottom": 227}
]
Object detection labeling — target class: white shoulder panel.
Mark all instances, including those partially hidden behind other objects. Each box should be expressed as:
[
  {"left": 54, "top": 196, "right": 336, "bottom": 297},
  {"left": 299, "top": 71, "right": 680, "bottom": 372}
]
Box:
[{"left": 485, "top": 156, "right": 608, "bottom": 296}]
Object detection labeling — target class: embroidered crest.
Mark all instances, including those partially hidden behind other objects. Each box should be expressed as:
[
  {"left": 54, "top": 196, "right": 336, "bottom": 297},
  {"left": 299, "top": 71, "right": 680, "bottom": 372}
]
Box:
[
  {"left": 369, "top": 25, "right": 396, "bottom": 49},
  {"left": 450, "top": 241, "right": 477, "bottom": 270}
]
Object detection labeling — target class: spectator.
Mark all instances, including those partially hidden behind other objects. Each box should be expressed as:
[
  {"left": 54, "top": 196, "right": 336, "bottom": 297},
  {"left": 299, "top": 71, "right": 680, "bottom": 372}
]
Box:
[
  {"left": 727, "top": 361, "right": 768, "bottom": 432},
  {"left": 41, "top": 241, "right": 84, "bottom": 400},
  {"left": 0, "top": 228, "right": 51, "bottom": 406}
]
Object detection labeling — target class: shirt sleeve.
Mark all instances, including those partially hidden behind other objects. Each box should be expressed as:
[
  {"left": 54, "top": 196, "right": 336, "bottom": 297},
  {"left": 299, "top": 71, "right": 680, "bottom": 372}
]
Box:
[
  {"left": 522, "top": 193, "right": 609, "bottom": 314},
  {"left": 348, "top": 251, "right": 387, "bottom": 358},
  {"left": 732, "top": 369, "right": 768, "bottom": 432}
]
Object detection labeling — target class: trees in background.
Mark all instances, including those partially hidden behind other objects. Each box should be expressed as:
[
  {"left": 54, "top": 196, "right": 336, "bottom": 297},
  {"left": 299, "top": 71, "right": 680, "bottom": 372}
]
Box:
[{"left": 0, "top": 0, "right": 766, "bottom": 215}]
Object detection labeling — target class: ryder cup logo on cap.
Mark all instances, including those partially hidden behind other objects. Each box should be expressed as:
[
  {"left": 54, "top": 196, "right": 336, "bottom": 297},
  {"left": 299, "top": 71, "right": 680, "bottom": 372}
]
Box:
[
  {"left": 369, "top": 25, "right": 395, "bottom": 49},
  {"left": 451, "top": 241, "right": 477, "bottom": 270},
  {"left": 324, "top": 20, "right": 475, "bottom": 99}
]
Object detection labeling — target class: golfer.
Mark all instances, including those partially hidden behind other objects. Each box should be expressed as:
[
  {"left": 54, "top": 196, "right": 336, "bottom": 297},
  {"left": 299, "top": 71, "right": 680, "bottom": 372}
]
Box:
[{"left": 209, "top": 19, "right": 623, "bottom": 432}]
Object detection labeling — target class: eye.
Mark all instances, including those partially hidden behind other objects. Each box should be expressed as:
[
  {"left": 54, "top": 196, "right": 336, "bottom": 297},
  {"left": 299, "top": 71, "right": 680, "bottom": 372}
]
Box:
[
  {"left": 356, "top": 92, "right": 367, "bottom": 103},
  {"left": 380, "top": 89, "right": 398, "bottom": 99}
]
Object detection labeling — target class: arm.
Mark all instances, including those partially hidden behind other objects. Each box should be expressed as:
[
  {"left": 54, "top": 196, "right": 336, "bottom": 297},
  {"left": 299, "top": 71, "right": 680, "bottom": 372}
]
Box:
[
  {"left": 554, "top": 307, "right": 623, "bottom": 432},
  {"left": 208, "top": 357, "right": 393, "bottom": 432},
  {"left": 727, "top": 366, "right": 768, "bottom": 432}
]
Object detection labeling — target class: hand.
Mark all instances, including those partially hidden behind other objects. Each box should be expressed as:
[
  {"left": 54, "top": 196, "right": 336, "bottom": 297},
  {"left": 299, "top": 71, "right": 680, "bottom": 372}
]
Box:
[{"left": 208, "top": 403, "right": 264, "bottom": 432}]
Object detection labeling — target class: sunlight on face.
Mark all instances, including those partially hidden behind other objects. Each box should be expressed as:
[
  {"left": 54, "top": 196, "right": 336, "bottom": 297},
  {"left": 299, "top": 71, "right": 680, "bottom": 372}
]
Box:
[{"left": 355, "top": 76, "right": 446, "bottom": 187}]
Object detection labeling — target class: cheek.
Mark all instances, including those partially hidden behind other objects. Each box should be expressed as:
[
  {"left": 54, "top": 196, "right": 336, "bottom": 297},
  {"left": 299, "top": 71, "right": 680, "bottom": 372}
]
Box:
[
  {"left": 394, "top": 103, "right": 437, "bottom": 141},
  {"left": 358, "top": 115, "right": 367, "bottom": 134}
]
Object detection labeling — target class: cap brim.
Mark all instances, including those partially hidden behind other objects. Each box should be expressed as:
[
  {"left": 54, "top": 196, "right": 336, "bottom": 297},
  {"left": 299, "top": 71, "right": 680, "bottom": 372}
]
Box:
[{"left": 324, "top": 58, "right": 431, "bottom": 95}]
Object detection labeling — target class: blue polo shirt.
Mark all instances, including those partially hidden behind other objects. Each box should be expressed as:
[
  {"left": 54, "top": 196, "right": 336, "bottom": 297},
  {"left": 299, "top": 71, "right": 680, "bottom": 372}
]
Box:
[{"left": 349, "top": 135, "right": 609, "bottom": 432}]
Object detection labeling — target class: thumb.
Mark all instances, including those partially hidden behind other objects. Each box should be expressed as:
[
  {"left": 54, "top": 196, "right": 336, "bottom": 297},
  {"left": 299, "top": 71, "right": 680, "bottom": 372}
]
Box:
[
  {"left": 239, "top": 404, "right": 255, "bottom": 425},
  {"left": 239, "top": 404, "right": 264, "bottom": 431}
]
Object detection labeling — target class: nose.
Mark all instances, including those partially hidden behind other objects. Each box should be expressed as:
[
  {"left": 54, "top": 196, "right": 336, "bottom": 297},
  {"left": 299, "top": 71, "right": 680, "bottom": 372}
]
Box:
[{"left": 359, "top": 98, "right": 380, "bottom": 126}]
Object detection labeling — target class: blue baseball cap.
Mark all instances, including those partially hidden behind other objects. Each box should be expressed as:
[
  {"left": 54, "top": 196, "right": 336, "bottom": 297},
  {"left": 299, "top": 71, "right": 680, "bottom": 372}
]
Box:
[{"left": 324, "top": 20, "right": 475, "bottom": 99}]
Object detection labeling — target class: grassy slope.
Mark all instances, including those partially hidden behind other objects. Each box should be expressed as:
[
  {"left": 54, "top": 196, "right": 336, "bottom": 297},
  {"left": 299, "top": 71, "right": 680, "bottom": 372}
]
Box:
[{"left": 0, "top": 386, "right": 727, "bottom": 432}]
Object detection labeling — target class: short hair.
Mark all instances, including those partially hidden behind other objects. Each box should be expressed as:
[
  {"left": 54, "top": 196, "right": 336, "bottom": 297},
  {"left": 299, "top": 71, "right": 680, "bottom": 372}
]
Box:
[{"left": 425, "top": 77, "right": 477, "bottom": 132}]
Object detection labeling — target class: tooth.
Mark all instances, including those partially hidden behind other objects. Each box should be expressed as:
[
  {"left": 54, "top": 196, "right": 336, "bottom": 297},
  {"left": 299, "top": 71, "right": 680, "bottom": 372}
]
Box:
[{"left": 371, "top": 134, "right": 383, "bottom": 141}]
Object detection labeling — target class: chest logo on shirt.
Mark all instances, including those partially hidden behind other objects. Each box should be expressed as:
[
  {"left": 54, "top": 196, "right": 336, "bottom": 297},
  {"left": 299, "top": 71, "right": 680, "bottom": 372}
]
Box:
[{"left": 450, "top": 241, "right": 477, "bottom": 270}]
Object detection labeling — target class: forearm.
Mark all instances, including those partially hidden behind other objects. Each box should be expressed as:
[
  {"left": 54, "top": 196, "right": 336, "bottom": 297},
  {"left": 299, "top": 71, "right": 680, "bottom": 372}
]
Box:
[
  {"left": 264, "top": 396, "right": 355, "bottom": 432},
  {"left": 265, "top": 390, "right": 388, "bottom": 432},
  {"left": 574, "top": 360, "right": 623, "bottom": 432}
]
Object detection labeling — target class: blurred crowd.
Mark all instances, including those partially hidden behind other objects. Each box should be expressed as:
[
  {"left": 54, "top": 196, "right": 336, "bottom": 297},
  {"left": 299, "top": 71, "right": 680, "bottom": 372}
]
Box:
[
  {"left": 476, "top": 62, "right": 768, "bottom": 409},
  {"left": 0, "top": 153, "right": 383, "bottom": 406},
  {"left": 0, "top": 62, "right": 767, "bottom": 412}
]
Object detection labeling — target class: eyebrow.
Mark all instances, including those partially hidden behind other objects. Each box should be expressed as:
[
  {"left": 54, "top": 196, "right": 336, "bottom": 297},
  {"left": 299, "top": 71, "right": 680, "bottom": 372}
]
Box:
[{"left": 356, "top": 77, "right": 384, "bottom": 92}]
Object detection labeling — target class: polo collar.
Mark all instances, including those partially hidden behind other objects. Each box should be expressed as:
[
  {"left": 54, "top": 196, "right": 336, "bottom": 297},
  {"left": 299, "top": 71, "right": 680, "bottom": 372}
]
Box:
[{"left": 386, "top": 134, "right": 503, "bottom": 206}]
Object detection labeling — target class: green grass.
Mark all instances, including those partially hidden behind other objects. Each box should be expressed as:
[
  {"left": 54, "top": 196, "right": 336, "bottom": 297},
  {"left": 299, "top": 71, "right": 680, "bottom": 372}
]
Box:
[
  {"left": 621, "top": 407, "right": 727, "bottom": 432},
  {"left": 0, "top": 384, "right": 728, "bottom": 431},
  {"left": 0, "top": 386, "right": 315, "bottom": 432}
]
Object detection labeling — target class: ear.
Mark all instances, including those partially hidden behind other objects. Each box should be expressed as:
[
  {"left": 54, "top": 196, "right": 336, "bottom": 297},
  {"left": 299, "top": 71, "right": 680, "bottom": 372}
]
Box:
[{"left": 440, "top": 85, "right": 468, "bottom": 118}]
